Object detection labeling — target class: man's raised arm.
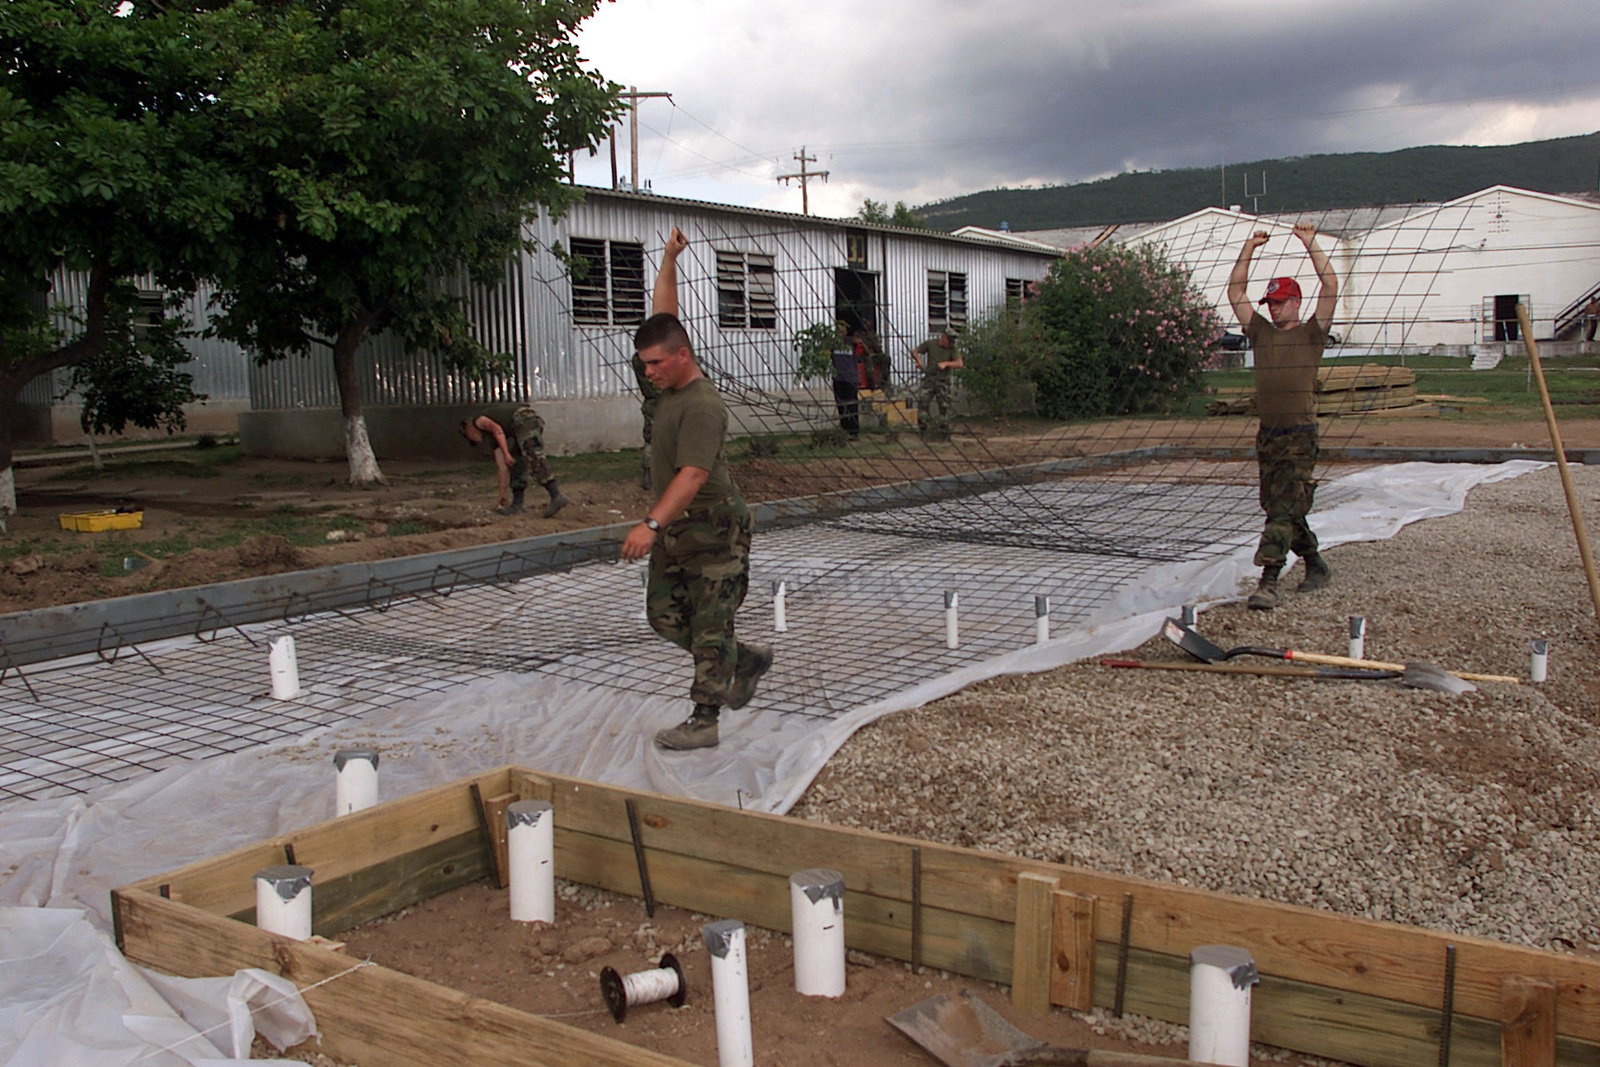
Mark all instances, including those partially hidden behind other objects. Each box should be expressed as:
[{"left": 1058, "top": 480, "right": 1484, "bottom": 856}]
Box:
[
  {"left": 1227, "top": 230, "right": 1271, "bottom": 329},
  {"left": 1294, "top": 223, "right": 1338, "bottom": 331},
  {"left": 651, "top": 227, "right": 689, "bottom": 318}
]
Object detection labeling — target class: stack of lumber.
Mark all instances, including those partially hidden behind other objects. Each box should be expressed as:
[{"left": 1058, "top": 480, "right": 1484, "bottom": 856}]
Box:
[
  {"left": 1315, "top": 363, "right": 1418, "bottom": 414},
  {"left": 1205, "top": 364, "right": 1419, "bottom": 417}
]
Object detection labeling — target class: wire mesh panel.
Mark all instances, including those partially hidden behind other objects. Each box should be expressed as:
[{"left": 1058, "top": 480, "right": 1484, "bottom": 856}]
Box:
[{"left": 0, "top": 460, "right": 1321, "bottom": 805}]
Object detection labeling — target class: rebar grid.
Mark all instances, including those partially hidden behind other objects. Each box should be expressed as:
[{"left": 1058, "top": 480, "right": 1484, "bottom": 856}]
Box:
[{"left": 0, "top": 463, "right": 1315, "bottom": 805}]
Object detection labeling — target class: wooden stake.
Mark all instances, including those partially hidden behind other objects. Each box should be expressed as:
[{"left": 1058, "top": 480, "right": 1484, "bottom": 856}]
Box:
[
  {"left": 1501, "top": 976, "right": 1557, "bottom": 1067},
  {"left": 1050, "top": 889, "right": 1097, "bottom": 1012},
  {"left": 1012, "top": 871, "right": 1059, "bottom": 1012},
  {"left": 1516, "top": 303, "right": 1600, "bottom": 624}
]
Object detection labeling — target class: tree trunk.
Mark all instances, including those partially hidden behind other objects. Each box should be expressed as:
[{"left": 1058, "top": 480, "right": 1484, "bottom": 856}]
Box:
[
  {"left": 0, "top": 264, "right": 115, "bottom": 517},
  {"left": 0, "top": 397, "right": 15, "bottom": 518},
  {"left": 331, "top": 315, "right": 387, "bottom": 486}
]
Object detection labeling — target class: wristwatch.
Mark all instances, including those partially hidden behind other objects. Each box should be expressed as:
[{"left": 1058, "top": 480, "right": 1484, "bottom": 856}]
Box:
[{"left": 642, "top": 517, "right": 661, "bottom": 532}]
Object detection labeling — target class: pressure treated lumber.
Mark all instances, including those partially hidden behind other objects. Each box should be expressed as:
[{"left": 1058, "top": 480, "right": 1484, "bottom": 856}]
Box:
[
  {"left": 1502, "top": 977, "right": 1557, "bottom": 1067},
  {"left": 114, "top": 889, "right": 690, "bottom": 1067},
  {"left": 113, "top": 766, "right": 1600, "bottom": 1067},
  {"left": 1051, "top": 890, "right": 1097, "bottom": 1013},
  {"left": 1011, "top": 872, "right": 1058, "bottom": 1012},
  {"left": 510, "top": 770, "right": 1600, "bottom": 1043}
]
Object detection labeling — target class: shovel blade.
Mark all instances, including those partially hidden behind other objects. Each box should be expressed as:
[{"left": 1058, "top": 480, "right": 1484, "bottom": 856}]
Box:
[
  {"left": 1161, "top": 618, "right": 1229, "bottom": 664},
  {"left": 885, "top": 989, "right": 1044, "bottom": 1067},
  {"left": 1402, "top": 662, "right": 1477, "bottom": 694}
]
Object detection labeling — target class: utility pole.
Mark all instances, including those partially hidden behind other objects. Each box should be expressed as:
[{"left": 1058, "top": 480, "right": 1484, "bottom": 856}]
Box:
[
  {"left": 618, "top": 85, "right": 672, "bottom": 192},
  {"left": 777, "top": 147, "right": 829, "bottom": 215}
]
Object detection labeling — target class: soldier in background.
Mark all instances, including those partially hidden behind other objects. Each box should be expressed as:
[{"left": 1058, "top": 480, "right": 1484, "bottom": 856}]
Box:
[
  {"left": 1227, "top": 223, "right": 1339, "bottom": 610},
  {"left": 909, "top": 329, "right": 962, "bottom": 440},
  {"left": 460, "top": 406, "right": 569, "bottom": 518}
]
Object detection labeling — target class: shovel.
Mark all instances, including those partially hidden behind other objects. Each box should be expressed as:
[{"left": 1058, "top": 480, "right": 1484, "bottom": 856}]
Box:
[
  {"left": 1101, "top": 658, "right": 1400, "bottom": 681},
  {"left": 886, "top": 989, "right": 1210, "bottom": 1067},
  {"left": 1161, "top": 618, "right": 1512, "bottom": 687},
  {"left": 1101, "top": 656, "right": 1468, "bottom": 692}
]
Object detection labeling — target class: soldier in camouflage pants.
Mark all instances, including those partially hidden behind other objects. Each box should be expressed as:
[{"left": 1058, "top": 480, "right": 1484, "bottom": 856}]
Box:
[
  {"left": 645, "top": 500, "right": 756, "bottom": 707},
  {"left": 1254, "top": 424, "right": 1320, "bottom": 570},
  {"left": 460, "top": 405, "right": 569, "bottom": 518}
]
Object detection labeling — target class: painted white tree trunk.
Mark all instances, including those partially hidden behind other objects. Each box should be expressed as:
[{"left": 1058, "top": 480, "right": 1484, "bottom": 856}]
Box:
[
  {"left": 0, "top": 467, "right": 14, "bottom": 524},
  {"left": 344, "top": 414, "right": 387, "bottom": 486}
]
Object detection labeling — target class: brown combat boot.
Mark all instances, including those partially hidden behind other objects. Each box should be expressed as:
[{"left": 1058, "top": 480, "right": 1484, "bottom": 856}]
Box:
[
  {"left": 726, "top": 645, "right": 773, "bottom": 710},
  {"left": 654, "top": 705, "right": 720, "bottom": 751},
  {"left": 1298, "top": 554, "right": 1331, "bottom": 592},
  {"left": 1247, "top": 566, "right": 1281, "bottom": 610}
]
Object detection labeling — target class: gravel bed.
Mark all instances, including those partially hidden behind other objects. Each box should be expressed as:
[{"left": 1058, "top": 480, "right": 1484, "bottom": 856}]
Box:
[{"left": 792, "top": 464, "right": 1600, "bottom": 953}]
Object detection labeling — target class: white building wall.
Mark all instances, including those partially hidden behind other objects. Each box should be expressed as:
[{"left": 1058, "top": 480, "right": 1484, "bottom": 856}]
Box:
[{"left": 1128, "top": 188, "right": 1600, "bottom": 350}]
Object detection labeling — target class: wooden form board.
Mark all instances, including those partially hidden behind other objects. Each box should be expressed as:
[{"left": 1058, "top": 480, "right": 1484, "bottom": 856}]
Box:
[{"left": 115, "top": 767, "right": 1600, "bottom": 1067}]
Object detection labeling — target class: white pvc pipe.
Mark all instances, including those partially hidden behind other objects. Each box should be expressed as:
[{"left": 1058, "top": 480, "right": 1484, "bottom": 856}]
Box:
[
  {"left": 254, "top": 865, "right": 313, "bottom": 940},
  {"left": 1180, "top": 604, "right": 1198, "bottom": 628},
  {"left": 702, "top": 920, "right": 753, "bottom": 1067},
  {"left": 268, "top": 636, "right": 302, "bottom": 700},
  {"left": 1530, "top": 638, "right": 1549, "bottom": 683},
  {"left": 944, "top": 590, "right": 959, "bottom": 649},
  {"left": 333, "top": 748, "right": 379, "bottom": 815},
  {"left": 1348, "top": 616, "right": 1367, "bottom": 661},
  {"left": 507, "top": 799, "right": 555, "bottom": 924},
  {"left": 789, "top": 868, "right": 845, "bottom": 997},
  {"left": 773, "top": 580, "right": 788, "bottom": 633},
  {"left": 1034, "top": 595, "right": 1050, "bottom": 645},
  {"left": 1188, "top": 944, "right": 1258, "bottom": 1067}
]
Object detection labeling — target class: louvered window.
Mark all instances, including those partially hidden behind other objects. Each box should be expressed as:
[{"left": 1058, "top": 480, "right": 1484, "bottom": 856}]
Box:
[
  {"left": 570, "top": 238, "right": 646, "bottom": 326},
  {"left": 928, "top": 270, "right": 968, "bottom": 333},
  {"left": 716, "top": 250, "right": 777, "bottom": 330}
]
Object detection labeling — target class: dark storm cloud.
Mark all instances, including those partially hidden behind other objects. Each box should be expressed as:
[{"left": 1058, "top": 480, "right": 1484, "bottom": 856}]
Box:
[{"left": 576, "top": 0, "right": 1600, "bottom": 210}]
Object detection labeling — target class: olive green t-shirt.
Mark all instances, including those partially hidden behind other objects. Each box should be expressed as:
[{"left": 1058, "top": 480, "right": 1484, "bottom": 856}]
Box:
[
  {"left": 650, "top": 376, "right": 739, "bottom": 515},
  {"left": 1246, "top": 312, "right": 1326, "bottom": 430}
]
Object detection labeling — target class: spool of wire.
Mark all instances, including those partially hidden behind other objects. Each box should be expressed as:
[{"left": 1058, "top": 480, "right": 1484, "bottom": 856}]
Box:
[{"left": 600, "top": 954, "right": 687, "bottom": 1022}]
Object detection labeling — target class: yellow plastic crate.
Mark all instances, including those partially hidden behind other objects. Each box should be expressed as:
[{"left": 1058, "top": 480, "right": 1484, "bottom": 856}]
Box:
[{"left": 58, "top": 509, "right": 144, "bottom": 532}]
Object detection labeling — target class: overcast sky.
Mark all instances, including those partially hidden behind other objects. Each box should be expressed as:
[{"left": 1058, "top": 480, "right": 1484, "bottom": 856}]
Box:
[{"left": 570, "top": 0, "right": 1600, "bottom": 221}]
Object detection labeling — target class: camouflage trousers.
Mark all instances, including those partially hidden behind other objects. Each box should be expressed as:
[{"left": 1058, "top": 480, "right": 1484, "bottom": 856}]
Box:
[
  {"left": 508, "top": 405, "right": 554, "bottom": 492},
  {"left": 647, "top": 498, "right": 756, "bottom": 707},
  {"left": 915, "top": 369, "right": 953, "bottom": 440},
  {"left": 1254, "top": 423, "right": 1320, "bottom": 568}
]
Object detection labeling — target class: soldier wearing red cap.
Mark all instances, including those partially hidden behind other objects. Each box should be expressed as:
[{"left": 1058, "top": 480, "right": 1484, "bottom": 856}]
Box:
[{"left": 1227, "top": 223, "right": 1339, "bottom": 610}]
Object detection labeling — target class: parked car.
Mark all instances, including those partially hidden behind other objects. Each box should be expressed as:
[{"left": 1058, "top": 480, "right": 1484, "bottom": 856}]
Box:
[{"left": 1214, "top": 331, "right": 1249, "bottom": 351}]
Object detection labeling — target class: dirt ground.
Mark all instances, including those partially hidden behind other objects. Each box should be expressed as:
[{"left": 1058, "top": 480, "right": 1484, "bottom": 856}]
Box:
[
  {"left": 5, "top": 413, "right": 1597, "bottom": 615},
  {"left": 276, "top": 877, "right": 1311, "bottom": 1067}
]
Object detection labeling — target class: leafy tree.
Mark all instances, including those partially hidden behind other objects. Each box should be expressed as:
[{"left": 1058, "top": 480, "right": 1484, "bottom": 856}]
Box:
[
  {"left": 67, "top": 290, "right": 202, "bottom": 438},
  {"left": 957, "top": 306, "right": 1052, "bottom": 418},
  {"left": 197, "top": 0, "right": 621, "bottom": 485},
  {"left": 856, "top": 198, "right": 928, "bottom": 229},
  {"left": 791, "top": 320, "right": 839, "bottom": 384},
  {"left": 0, "top": 0, "right": 232, "bottom": 513},
  {"left": 1008, "top": 243, "right": 1220, "bottom": 420}
]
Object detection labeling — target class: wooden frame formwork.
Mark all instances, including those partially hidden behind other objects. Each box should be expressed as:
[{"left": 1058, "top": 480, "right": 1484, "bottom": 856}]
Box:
[{"left": 113, "top": 766, "right": 1600, "bottom": 1067}]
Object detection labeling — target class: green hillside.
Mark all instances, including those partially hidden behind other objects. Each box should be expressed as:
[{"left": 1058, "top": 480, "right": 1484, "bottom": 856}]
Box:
[{"left": 918, "top": 132, "right": 1600, "bottom": 232}]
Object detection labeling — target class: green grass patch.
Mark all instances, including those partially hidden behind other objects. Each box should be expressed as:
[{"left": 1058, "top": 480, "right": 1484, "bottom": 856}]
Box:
[
  {"left": 549, "top": 448, "right": 647, "bottom": 484},
  {"left": 41, "top": 444, "right": 246, "bottom": 482}
]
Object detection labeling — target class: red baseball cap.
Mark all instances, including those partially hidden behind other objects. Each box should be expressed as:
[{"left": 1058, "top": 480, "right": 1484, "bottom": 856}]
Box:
[{"left": 1260, "top": 277, "right": 1301, "bottom": 304}]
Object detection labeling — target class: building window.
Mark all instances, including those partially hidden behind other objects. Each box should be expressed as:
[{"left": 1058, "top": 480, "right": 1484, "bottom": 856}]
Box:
[
  {"left": 716, "top": 251, "right": 776, "bottom": 329},
  {"left": 570, "top": 238, "right": 645, "bottom": 326},
  {"left": 131, "top": 288, "right": 167, "bottom": 340},
  {"left": 928, "top": 270, "right": 967, "bottom": 333}
]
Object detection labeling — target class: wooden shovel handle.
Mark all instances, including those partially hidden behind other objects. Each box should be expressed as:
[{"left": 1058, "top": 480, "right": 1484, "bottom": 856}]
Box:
[{"left": 1283, "top": 650, "right": 1519, "bottom": 684}]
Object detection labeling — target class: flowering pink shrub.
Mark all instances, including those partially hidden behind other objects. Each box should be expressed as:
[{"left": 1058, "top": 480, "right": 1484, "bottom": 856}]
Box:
[{"left": 1024, "top": 242, "right": 1221, "bottom": 419}]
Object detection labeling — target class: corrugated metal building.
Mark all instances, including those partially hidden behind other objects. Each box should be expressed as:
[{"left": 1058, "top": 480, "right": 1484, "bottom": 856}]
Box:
[
  {"left": 239, "top": 187, "right": 1060, "bottom": 458},
  {"left": 19, "top": 188, "right": 1059, "bottom": 457}
]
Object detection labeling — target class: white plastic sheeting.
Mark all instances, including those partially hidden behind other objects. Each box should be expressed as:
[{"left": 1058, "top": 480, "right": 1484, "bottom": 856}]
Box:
[
  {"left": 0, "top": 907, "right": 314, "bottom": 1065},
  {"left": 0, "top": 460, "right": 1543, "bottom": 1061}
]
